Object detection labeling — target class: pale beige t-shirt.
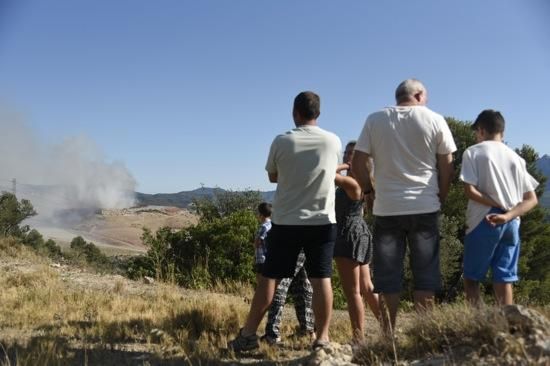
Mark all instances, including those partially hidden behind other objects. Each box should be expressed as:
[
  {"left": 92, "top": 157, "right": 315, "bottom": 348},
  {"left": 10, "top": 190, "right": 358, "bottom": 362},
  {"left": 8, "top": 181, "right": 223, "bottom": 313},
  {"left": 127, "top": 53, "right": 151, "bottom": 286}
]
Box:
[
  {"left": 355, "top": 106, "right": 457, "bottom": 216},
  {"left": 265, "top": 125, "right": 341, "bottom": 225}
]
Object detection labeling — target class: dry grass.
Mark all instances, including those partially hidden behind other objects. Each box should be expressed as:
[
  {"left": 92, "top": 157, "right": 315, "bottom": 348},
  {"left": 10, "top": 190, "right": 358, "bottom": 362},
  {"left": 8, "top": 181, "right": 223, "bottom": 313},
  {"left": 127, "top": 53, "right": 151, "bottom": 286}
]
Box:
[
  {"left": 0, "top": 238, "right": 353, "bottom": 365},
  {"left": 2, "top": 237, "right": 548, "bottom": 365},
  {"left": 355, "top": 302, "right": 550, "bottom": 365}
]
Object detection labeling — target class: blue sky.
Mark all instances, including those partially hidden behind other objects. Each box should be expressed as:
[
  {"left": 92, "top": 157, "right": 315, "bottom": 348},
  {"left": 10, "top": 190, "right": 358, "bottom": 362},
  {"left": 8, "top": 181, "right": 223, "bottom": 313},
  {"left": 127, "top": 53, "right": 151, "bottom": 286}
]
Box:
[{"left": 1, "top": 1, "right": 549, "bottom": 193}]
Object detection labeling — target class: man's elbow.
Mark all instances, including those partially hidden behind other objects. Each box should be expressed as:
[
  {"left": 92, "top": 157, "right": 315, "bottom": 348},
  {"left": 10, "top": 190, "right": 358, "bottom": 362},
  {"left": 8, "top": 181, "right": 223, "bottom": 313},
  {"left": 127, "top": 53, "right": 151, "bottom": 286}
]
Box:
[{"left": 268, "top": 173, "right": 278, "bottom": 183}]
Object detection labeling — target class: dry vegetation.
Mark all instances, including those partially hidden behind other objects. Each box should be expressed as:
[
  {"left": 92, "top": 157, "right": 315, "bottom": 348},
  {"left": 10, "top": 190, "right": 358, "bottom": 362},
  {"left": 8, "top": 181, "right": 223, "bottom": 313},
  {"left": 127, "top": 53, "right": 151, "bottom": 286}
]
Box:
[
  {"left": 0, "top": 237, "right": 548, "bottom": 365},
  {"left": 0, "top": 237, "right": 352, "bottom": 365}
]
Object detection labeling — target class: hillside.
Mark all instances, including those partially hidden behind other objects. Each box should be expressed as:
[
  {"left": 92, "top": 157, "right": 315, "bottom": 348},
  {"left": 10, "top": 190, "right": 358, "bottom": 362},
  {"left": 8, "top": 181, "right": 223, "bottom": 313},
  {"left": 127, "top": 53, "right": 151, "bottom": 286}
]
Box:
[
  {"left": 136, "top": 187, "right": 275, "bottom": 209},
  {"left": 1, "top": 237, "right": 549, "bottom": 365}
]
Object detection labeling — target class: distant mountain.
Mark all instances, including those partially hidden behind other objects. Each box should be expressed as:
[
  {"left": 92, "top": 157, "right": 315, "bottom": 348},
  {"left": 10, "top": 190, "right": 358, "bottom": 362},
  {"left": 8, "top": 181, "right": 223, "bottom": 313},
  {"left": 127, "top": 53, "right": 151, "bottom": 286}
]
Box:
[{"left": 135, "top": 187, "right": 275, "bottom": 209}]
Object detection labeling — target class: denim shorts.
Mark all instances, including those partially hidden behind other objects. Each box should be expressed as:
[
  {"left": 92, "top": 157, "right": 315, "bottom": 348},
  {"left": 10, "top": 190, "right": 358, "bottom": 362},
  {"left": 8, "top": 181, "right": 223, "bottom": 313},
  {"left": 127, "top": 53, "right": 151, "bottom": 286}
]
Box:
[
  {"left": 372, "top": 212, "right": 441, "bottom": 293},
  {"left": 262, "top": 223, "right": 336, "bottom": 279},
  {"left": 463, "top": 208, "right": 520, "bottom": 283}
]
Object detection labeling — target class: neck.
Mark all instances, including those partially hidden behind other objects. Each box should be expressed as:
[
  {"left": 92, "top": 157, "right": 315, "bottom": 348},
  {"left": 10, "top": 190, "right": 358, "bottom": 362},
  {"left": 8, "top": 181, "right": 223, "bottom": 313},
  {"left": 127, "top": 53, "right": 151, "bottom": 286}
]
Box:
[
  {"left": 296, "top": 119, "right": 317, "bottom": 127},
  {"left": 484, "top": 134, "right": 504, "bottom": 142},
  {"left": 397, "top": 100, "right": 422, "bottom": 107}
]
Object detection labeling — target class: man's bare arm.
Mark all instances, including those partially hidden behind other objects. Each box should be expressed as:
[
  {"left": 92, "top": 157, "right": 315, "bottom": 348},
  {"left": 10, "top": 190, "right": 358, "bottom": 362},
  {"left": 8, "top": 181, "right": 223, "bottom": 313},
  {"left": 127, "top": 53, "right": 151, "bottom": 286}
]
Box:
[
  {"left": 268, "top": 172, "right": 278, "bottom": 183},
  {"left": 437, "top": 153, "right": 454, "bottom": 204},
  {"left": 486, "top": 191, "right": 538, "bottom": 225},
  {"left": 351, "top": 150, "right": 374, "bottom": 193}
]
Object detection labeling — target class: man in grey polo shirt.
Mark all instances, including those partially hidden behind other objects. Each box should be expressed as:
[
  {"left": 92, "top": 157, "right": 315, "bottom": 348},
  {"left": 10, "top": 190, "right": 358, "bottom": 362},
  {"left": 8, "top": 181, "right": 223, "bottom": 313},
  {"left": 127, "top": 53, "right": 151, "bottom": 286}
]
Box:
[
  {"left": 352, "top": 79, "right": 456, "bottom": 334},
  {"left": 229, "top": 91, "right": 341, "bottom": 351}
]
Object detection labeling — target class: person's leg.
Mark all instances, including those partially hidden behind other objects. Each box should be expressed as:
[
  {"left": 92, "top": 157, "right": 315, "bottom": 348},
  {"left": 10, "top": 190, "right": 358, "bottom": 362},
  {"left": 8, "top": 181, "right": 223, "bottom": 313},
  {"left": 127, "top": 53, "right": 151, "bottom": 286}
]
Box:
[
  {"left": 463, "top": 277, "right": 482, "bottom": 306},
  {"left": 413, "top": 290, "right": 435, "bottom": 312},
  {"left": 372, "top": 215, "right": 406, "bottom": 335},
  {"left": 264, "top": 277, "right": 291, "bottom": 340},
  {"left": 408, "top": 212, "right": 441, "bottom": 313},
  {"left": 239, "top": 224, "right": 300, "bottom": 338},
  {"left": 492, "top": 218, "right": 520, "bottom": 306},
  {"left": 335, "top": 257, "right": 364, "bottom": 340},
  {"left": 309, "top": 277, "right": 332, "bottom": 342},
  {"left": 302, "top": 224, "right": 337, "bottom": 344},
  {"left": 360, "top": 264, "right": 380, "bottom": 322},
  {"left": 379, "top": 293, "right": 400, "bottom": 335},
  {"left": 493, "top": 282, "right": 513, "bottom": 305},
  {"left": 289, "top": 263, "right": 314, "bottom": 335},
  {"left": 241, "top": 275, "right": 278, "bottom": 335}
]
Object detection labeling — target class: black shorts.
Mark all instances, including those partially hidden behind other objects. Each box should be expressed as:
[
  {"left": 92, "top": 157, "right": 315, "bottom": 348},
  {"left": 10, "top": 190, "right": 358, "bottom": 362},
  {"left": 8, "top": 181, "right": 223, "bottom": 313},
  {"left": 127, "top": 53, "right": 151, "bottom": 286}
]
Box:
[
  {"left": 262, "top": 223, "right": 336, "bottom": 279},
  {"left": 254, "top": 263, "right": 264, "bottom": 274}
]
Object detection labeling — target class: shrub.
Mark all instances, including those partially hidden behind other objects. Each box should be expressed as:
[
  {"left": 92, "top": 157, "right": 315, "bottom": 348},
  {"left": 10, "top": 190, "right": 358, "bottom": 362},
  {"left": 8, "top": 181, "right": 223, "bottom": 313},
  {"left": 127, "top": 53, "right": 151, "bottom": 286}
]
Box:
[
  {"left": 23, "top": 229, "right": 63, "bottom": 259},
  {"left": 0, "top": 192, "right": 36, "bottom": 237}
]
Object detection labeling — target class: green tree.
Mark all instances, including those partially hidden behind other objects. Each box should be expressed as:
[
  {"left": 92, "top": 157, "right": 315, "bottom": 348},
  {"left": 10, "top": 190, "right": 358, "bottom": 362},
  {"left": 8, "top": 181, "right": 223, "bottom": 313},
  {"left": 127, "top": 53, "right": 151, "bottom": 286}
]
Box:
[
  {"left": 0, "top": 192, "right": 36, "bottom": 237},
  {"left": 513, "top": 145, "right": 550, "bottom": 303},
  {"left": 192, "top": 189, "right": 262, "bottom": 222},
  {"left": 138, "top": 190, "right": 260, "bottom": 288}
]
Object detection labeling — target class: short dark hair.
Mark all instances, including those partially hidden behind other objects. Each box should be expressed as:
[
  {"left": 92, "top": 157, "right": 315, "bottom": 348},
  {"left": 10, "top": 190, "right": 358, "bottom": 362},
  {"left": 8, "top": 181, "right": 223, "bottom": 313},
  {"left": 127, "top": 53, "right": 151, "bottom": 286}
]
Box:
[
  {"left": 293, "top": 91, "right": 320, "bottom": 121},
  {"left": 472, "top": 109, "right": 505, "bottom": 135},
  {"left": 257, "top": 202, "right": 272, "bottom": 217}
]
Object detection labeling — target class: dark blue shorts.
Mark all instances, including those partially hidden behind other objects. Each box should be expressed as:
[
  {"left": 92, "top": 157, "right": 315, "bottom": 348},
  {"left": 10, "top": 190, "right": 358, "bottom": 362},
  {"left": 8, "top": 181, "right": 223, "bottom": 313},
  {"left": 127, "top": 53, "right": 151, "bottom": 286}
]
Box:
[
  {"left": 262, "top": 223, "right": 336, "bottom": 279},
  {"left": 463, "top": 208, "right": 520, "bottom": 283},
  {"left": 372, "top": 212, "right": 441, "bottom": 293}
]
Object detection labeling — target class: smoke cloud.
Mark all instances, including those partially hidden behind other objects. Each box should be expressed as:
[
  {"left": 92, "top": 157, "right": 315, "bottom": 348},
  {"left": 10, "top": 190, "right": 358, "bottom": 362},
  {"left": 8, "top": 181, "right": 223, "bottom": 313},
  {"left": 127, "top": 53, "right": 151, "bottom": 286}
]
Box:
[{"left": 0, "top": 106, "right": 136, "bottom": 222}]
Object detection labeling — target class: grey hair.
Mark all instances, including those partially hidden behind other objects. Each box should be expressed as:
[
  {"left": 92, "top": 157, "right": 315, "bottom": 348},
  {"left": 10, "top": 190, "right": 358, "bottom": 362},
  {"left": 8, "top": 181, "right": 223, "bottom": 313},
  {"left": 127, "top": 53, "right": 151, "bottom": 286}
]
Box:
[{"left": 395, "top": 79, "right": 426, "bottom": 104}]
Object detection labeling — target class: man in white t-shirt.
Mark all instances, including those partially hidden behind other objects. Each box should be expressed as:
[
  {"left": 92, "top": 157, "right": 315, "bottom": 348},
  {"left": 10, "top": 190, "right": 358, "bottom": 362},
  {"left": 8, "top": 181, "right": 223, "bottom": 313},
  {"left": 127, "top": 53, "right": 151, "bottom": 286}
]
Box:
[
  {"left": 460, "top": 109, "right": 538, "bottom": 306},
  {"left": 229, "top": 91, "right": 341, "bottom": 351},
  {"left": 352, "top": 79, "right": 456, "bottom": 334}
]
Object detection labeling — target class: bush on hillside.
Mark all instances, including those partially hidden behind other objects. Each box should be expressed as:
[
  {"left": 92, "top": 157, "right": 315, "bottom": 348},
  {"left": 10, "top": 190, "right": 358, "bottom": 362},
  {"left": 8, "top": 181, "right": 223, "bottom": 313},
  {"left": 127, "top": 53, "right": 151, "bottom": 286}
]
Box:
[
  {"left": 0, "top": 192, "right": 36, "bottom": 237},
  {"left": 140, "top": 209, "right": 257, "bottom": 287},
  {"left": 23, "top": 229, "right": 63, "bottom": 259},
  {"left": 69, "top": 236, "right": 114, "bottom": 272}
]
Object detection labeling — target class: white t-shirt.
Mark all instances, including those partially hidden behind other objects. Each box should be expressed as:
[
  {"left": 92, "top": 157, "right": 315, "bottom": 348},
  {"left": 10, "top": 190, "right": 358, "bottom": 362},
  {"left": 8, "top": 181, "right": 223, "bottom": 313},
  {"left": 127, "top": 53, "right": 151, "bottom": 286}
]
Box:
[
  {"left": 355, "top": 106, "right": 457, "bottom": 216},
  {"left": 460, "top": 141, "right": 539, "bottom": 233},
  {"left": 265, "top": 125, "right": 341, "bottom": 225}
]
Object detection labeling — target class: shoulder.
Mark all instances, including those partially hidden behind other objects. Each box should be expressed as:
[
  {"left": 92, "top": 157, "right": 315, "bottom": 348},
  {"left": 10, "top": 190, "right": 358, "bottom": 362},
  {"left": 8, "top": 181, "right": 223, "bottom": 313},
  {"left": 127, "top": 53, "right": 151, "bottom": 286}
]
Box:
[
  {"left": 417, "top": 106, "right": 446, "bottom": 124},
  {"left": 315, "top": 127, "right": 342, "bottom": 146},
  {"left": 366, "top": 108, "right": 392, "bottom": 123}
]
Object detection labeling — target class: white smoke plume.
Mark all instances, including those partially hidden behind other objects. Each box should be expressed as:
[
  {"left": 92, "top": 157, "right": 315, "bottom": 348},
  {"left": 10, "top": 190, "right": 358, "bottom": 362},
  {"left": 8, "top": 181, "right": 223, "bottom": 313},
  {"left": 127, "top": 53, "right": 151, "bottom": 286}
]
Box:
[{"left": 0, "top": 106, "right": 136, "bottom": 222}]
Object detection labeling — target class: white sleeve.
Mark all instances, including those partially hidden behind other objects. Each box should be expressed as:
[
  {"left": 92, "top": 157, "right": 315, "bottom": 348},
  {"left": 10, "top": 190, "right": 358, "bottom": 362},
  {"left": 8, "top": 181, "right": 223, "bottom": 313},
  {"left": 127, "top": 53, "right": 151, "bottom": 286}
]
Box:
[
  {"left": 460, "top": 149, "right": 478, "bottom": 186},
  {"left": 265, "top": 137, "right": 278, "bottom": 174},
  {"left": 354, "top": 118, "right": 371, "bottom": 155},
  {"left": 520, "top": 159, "right": 539, "bottom": 194},
  {"left": 436, "top": 117, "right": 457, "bottom": 154}
]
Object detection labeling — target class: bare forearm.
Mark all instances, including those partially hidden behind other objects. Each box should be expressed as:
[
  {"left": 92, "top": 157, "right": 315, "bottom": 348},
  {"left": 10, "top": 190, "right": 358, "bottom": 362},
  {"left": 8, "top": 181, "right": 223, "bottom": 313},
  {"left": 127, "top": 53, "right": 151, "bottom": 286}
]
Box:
[
  {"left": 351, "top": 151, "right": 374, "bottom": 193},
  {"left": 464, "top": 184, "right": 502, "bottom": 208},
  {"left": 486, "top": 191, "right": 538, "bottom": 225},
  {"left": 335, "top": 174, "right": 362, "bottom": 201},
  {"left": 437, "top": 153, "right": 453, "bottom": 203},
  {"left": 504, "top": 192, "right": 538, "bottom": 220}
]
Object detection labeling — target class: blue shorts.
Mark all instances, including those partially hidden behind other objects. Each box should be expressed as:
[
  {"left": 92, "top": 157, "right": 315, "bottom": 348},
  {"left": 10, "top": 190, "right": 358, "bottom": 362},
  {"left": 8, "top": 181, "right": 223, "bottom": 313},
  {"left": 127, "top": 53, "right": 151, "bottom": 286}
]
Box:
[{"left": 463, "top": 208, "right": 520, "bottom": 283}]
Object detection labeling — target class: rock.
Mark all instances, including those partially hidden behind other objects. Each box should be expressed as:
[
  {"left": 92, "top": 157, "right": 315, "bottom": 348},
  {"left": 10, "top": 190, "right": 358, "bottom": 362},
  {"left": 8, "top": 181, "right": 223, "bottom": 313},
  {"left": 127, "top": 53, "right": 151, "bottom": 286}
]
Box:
[
  {"left": 306, "top": 342, "right": 357, "bottom": 366},
  {"left": 50, "top": 263, "right": 62, "bottom": 268},
  {"left": 143, "top": 276, "right": 155, "bottom": 284},
  {"left": 502, "top": 304, "right": 550, "bottom": 359}
]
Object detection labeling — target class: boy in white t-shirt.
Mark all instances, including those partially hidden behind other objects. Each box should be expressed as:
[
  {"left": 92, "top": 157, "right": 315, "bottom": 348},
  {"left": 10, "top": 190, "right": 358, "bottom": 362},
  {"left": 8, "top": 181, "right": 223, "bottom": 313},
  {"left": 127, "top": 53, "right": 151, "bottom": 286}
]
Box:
[{"left": 460, "top": 109, "right": 539, "bottom": 306}]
